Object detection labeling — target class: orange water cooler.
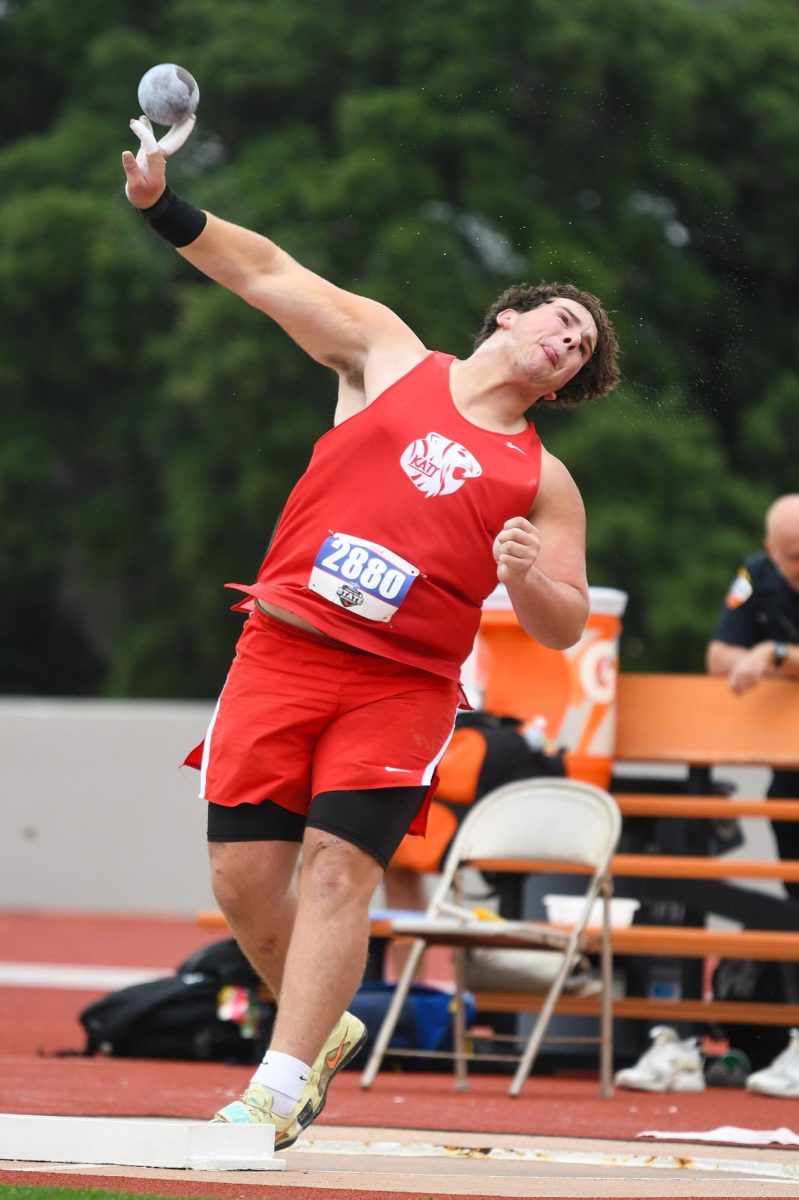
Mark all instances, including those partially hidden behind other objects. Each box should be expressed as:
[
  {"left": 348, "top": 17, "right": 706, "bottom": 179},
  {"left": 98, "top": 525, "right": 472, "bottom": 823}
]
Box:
[{"left": 470, "top": 584, "right": 628, "bottom": 789}]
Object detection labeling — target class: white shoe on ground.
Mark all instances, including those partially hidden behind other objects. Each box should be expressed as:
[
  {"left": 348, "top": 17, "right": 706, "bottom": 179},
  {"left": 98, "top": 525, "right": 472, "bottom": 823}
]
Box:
[
  {"left": 614, "top": 1024, "right": 706, "bottom": 1093},
  {"left": 746, "top": 1028, "right": 799, "bottom": 1098}
]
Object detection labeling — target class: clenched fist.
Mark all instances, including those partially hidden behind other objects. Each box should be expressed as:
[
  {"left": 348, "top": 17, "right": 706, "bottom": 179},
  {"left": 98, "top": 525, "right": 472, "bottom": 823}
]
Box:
[{"left": 492, "top": 516, "right": 541, "bottom": 584}]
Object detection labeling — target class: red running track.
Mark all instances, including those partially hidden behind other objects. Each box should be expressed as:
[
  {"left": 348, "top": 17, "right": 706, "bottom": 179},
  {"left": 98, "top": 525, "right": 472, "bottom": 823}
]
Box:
[{"left": 1, "top": 909, "right": 797, "bottom": 1199}]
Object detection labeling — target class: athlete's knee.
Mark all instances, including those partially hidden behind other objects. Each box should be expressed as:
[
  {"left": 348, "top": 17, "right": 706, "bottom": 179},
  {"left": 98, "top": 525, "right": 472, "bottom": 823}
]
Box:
[
  {"left": 301, "top": 831, "right": 383, "bottom": 907},
  {"left": 209, "top": 841, "right": 297, "bottom": 918}
]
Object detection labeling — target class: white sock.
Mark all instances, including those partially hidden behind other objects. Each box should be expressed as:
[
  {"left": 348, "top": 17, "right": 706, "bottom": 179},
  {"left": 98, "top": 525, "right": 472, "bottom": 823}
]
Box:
[{"left": 251, "top": 1050, "right": 312, "bottom": 1116}]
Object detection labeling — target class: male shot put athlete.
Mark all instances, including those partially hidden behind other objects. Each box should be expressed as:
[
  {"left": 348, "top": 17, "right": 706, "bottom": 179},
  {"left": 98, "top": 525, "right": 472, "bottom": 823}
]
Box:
[{"left": 122, "top": 125, "right": 620, "bottom": 1147}]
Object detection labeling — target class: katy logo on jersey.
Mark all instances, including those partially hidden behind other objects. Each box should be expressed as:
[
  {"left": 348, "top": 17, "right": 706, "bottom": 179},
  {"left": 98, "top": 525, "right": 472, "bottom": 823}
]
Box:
[{"left": 400, "top": 431, "right": 482, "bottom": 498}]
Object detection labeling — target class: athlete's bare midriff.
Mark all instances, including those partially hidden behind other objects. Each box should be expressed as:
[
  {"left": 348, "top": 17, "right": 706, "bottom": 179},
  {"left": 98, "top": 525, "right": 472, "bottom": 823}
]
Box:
[{"left": 256, "top": 599, "right": 331, "bottom": 638}]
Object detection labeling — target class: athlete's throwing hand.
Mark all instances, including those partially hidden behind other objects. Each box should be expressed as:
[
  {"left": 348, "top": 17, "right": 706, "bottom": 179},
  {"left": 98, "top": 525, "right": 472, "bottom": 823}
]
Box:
[
  {"left": 493, "top": 517, "right": 541, "bottom": 585},
  {"left": 122, "top": 114, "right": 194, "bottom": 207}
]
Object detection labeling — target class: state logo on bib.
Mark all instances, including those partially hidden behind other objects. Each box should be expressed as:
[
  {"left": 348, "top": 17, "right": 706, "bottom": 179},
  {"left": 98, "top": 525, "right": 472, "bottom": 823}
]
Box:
[{"left": 400, "top": 431, "right": 482, "bottom": 498}]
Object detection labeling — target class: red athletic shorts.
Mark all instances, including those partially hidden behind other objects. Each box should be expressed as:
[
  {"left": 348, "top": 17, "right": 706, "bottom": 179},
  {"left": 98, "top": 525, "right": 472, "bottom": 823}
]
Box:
[{"left": 184, "top": 607, "right": 460, "bottom": 836}]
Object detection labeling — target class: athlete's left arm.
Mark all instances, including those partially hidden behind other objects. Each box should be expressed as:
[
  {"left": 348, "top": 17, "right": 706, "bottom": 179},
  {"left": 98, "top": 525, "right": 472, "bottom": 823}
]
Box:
[{"left": 492, "top": 449, "right": 589, "bottom": 648}]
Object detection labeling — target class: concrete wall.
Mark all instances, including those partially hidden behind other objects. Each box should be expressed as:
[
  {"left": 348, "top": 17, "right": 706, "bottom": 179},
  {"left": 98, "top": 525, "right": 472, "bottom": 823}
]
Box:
[{"left": 0, "top": 697, "right": 216, "bottom": 915}]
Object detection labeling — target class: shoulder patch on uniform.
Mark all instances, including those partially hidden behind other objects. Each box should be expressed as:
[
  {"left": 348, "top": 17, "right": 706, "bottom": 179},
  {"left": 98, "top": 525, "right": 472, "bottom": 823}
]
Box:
[{"left": 725, "top": 567, "right": 753, "bottom": 609}]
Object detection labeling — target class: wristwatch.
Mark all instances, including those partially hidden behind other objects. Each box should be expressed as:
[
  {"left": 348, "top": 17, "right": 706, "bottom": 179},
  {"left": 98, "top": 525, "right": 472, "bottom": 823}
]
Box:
[{"left": 772, "top": 641, "right": 789, "bottom": 668}]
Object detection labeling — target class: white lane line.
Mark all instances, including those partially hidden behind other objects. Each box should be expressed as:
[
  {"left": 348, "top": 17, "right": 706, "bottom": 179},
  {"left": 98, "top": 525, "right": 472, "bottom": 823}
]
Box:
[
  {"left": 292, "top": 1137, "right": 799, "bottom": 1182},
  {"left": 0, "top": 963, "right": 169, "bottom": 990}
]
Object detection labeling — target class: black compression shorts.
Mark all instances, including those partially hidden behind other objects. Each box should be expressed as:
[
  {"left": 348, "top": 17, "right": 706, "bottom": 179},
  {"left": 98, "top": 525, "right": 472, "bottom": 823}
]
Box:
[{"left": 207, "top": 786, "right": 427, "bottom": 869}]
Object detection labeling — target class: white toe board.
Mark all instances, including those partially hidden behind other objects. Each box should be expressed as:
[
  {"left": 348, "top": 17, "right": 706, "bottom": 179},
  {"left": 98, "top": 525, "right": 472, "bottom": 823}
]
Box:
[{"left": 0, "top": 1114, "right": 285, "bottom": 1171}]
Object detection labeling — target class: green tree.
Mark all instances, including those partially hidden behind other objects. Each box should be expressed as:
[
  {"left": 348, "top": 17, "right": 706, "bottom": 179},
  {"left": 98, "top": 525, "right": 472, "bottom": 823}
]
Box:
[{"left": 1, "top": 0, "right": 797, "bottom": 695}]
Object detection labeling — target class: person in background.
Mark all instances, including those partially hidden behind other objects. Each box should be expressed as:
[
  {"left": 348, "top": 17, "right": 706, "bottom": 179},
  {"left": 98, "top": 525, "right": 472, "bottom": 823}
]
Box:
[
  {"left": 706, "top": 493, "right": 799, "bottom": 900},
  {"left": 615, "top": 498, "right": 799, "bottom": 1100},
  {"left": 702, "top": 494, "right": 799, "bottom": 1098}
]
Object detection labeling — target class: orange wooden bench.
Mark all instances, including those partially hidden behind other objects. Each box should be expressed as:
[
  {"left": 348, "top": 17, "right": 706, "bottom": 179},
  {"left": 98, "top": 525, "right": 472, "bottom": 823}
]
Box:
[
  {"left": 612, "top": 672, "right": 799, "bottom": 893},
  {"left": 470, "top": 673, "right": 799, "bottom": 1029},
  {"left": 615, "top": 673, "right": 799, "bottom": 769},
  {"left": 610, "top": 674, "right": 799, "bottom": 1025},
  {"left": 197, "top": 907, "right": 799, "bottom": 1028}
]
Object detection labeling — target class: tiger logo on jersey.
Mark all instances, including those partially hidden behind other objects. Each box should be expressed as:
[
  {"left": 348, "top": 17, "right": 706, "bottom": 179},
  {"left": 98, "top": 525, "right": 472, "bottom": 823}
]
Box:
[
  {"left": 725, "top": 567, "right": 753, "bottom": 609},
  {"left": 400, "top": 432, "right": 482, "bottom": 498}
]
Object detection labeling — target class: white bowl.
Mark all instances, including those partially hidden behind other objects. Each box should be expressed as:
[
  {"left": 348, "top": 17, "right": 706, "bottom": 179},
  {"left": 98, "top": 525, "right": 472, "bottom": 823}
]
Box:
[{"left": 543, "top": 894, "right": 640, "bottom": 928}]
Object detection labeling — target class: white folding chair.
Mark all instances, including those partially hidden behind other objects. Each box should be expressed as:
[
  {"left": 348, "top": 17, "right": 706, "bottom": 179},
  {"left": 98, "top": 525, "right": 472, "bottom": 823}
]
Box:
[{"left": 360, "top": 777, "right": 622, "bottom": 1097}]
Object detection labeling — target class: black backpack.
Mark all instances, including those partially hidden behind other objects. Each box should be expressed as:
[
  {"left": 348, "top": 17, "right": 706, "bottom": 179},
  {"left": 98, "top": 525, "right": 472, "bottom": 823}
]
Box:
[
  {"left": 79, "top": 938, "right": 274, "bottom": 1064},
  {"left": 451, "top": 710, "right": 565, "bottom": 798},
  {"left": 395, "top": 708, "right": 565, "bottom": 881}
]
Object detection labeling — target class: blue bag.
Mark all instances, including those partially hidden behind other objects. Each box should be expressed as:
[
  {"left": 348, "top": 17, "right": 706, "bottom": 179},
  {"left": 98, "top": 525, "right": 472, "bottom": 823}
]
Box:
[{"left": 347, "top": 981, "right": 476, "bottom": 1067}]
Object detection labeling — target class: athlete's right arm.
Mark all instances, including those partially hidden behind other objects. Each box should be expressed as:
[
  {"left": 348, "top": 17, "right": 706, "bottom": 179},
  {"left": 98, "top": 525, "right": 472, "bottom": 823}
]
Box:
[
  {"left": 121, "top": 146, "right": 423, "bottom": 382},
  {"left": 183, "top": 213, "right": 411, "bottom": 373}
]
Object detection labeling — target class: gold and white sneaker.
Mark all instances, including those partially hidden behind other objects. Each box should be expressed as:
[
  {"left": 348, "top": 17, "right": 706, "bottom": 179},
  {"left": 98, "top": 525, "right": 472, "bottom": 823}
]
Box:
[
  {"left": 212, "top": 1010, "right": 367, "bottom": 1148},
  {"left": 315, "top": 1009, "right": 368, "bottom": 1100}
]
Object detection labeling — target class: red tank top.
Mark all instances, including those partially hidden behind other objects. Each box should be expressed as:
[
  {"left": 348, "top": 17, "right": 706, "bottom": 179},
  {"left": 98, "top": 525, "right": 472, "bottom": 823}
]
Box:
[{"left": 228, "top": 352, "right": 542, "bottom": 680}]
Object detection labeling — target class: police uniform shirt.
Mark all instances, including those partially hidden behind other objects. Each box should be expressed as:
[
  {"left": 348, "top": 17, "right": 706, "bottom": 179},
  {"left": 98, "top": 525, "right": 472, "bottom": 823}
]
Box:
[{"left": 712, "top": 550, "right": 799, "bottom": 647}]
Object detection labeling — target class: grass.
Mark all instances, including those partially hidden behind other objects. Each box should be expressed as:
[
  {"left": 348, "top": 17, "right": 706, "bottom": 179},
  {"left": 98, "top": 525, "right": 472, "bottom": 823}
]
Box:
[{"left": 0, "top": 1189, "right": 447, "bottom": 1200}]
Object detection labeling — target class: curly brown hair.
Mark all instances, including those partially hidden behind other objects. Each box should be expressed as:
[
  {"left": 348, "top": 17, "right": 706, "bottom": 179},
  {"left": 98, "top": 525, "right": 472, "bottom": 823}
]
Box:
[{"left": 473, "top": 282, "right": 620, "bottom": 407}]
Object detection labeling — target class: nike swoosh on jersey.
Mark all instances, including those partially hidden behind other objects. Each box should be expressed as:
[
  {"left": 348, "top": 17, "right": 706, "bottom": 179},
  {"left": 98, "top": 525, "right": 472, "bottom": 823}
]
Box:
[
  {"left": 506, "top": 442, "right": 527, "bottom": 455},
  {"left": 384, "top": 765, "right": 414, "bottom": 773}
]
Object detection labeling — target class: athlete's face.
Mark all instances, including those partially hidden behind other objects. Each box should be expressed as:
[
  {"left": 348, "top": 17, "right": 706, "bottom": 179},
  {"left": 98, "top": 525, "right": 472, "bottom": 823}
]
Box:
[{"left": 496, "top": 298, "right": 597, "bottom": 398}]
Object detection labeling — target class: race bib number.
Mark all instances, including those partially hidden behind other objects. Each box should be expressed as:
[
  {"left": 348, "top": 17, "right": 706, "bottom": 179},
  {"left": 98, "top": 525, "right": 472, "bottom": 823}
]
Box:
[{"left": 309, "top": 533, "right": 419, "bottom": 622}]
